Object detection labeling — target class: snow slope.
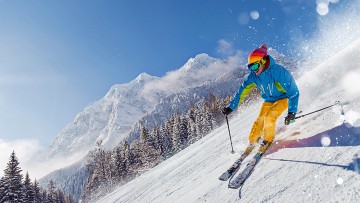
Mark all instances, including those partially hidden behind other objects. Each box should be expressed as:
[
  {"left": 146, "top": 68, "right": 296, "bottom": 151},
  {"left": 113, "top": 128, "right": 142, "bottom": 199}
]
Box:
[{"left": 97, "top": 39, "right": 360, "bottom": 202}]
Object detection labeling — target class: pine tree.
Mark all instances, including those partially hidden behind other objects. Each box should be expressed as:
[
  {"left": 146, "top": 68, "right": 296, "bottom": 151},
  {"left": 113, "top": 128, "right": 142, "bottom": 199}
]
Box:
[
  {"left": 140, "top": 126, "right": 161, "bottom": 168},
  {"left": 33, "top": 179, "right": 42, "bottom": 203},
  {"left": 56, "top": 189, "right": 66, "bottom": 203},
  {"left": 172, "top": 114, "right": 182, "bottom": 152},
  {"left": 47, "top": 180, "right": 56, "bottom": 203},
  {"left": 0, "top": 177, "right": 5, "bottom": 202},
  {"left": 22, "top": 172, "right": 35, "bottom": 202},
  {"left": 202, "top": 106, "right": 213, "bottom": 135},
  {"left": 83, "top": 141, "right": 113, "bottom": 200},
  {"left": 65, "top": 193, "right": 76, "bottom": 203},
  {"left": 161, "top": 121, "right": 174, "bottom": 158},
  {"left": 209, "top": 94, "right": 223, "bottom": 125},
  {"left": 140, "top": 125, "right": 152, "bottom": 146},
  {"left": 41, "top": 190, "right": 48, "bottom": 203},
  {"left": 194, "top": 106, "right": 204, "bottom": 138},
  {"left": 112, "top": 146, "right": 125, "bottom": 183},
  {"left": 179, "top": 115, "right": 189, "bottom": 147},
  {"left": 187, "top": 106, "right": 196, "bottom": 123},
  {"left": 120, "top": 141, "right": 131, "bottom": 180},
  {"left": 129, "top": 140, "right": 143, "bottom": 171},
  {"left": 151, "top": 126, "right": 164, "bottom": 155},
  {"left": 2, "top": 151, "right": 23, "bottom": 203},
  {"left": 187, "top": 107, "right": 197, "bottom": 144},
  {"left": 82, "top": 147, "right": 98, "bottom": 201}
]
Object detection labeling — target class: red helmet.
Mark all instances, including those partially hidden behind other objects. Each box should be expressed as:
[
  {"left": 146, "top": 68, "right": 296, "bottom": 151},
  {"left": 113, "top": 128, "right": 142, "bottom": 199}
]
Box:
[{"left": 247, "top": 44, "right": 268, "bottom": 65}]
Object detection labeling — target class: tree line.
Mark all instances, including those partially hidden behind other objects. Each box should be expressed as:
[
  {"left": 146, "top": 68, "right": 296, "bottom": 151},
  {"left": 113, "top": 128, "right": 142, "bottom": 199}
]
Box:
[
  {"left": 0, "top": 151, "right": 76, "bottom": 203},
  {"left": 81, "top": 93, "right": 237, "bottom": 202}
]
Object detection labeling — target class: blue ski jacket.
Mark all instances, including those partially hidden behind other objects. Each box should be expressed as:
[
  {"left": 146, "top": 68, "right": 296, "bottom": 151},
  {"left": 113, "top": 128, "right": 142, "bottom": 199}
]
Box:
[{"left": 228, "top": 55, "right": 299, "bottom": 113}]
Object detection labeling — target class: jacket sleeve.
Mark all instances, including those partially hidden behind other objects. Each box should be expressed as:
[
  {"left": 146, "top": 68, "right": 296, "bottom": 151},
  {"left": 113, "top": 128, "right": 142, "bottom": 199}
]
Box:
[
  {"left": 275, "top": 66, "right": 300, "bottom": 113},
  {"left": 228, "top": 74, "right": 256, "bottom": 111}
]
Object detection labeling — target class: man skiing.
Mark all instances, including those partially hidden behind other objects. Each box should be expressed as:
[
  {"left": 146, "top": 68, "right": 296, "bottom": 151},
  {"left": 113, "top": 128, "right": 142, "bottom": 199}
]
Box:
[{"left": 222, "top": 44, "right": 299, "bottom": 154}]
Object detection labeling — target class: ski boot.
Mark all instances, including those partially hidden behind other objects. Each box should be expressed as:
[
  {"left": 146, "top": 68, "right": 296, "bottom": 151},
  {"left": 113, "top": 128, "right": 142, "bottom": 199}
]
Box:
[
  {"left": 244, "top": 142, "right": 255, "bottom": 154},
  {"left": 258, "top": 140, "right": 272, "bottom": 154}
]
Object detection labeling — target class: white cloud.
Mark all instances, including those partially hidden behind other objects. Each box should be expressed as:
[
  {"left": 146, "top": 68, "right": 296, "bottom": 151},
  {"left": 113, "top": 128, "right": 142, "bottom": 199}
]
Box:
[
  {"left": 217, "top": 39, "right": 235, "bottom": 56},
  {"left": 28, "top": 151, "right": 88, "bottom": 179},
  {"left": 141, "top": 51, "right": 244, "bottom": 101}
]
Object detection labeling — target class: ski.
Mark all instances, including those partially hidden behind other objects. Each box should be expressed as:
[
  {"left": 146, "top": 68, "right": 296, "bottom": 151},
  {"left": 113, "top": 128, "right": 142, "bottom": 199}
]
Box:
[
  {"left": 218, "top": 151, "right": 250, "bottom": 181},
  {"left": 228, "top": 152, "right": 263, "bottom": 189}
]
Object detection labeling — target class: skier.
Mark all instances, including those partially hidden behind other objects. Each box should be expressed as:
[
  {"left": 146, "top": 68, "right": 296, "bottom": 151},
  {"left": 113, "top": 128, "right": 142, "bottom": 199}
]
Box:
[{"left": 222, "top": 44, "right": 299, "bottom": 154}]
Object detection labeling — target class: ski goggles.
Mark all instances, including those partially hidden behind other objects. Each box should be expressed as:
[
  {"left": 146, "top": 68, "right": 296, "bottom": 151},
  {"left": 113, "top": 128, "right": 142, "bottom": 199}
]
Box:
[
  {"left": 247, "top": 58, "right": 265, "bottom": 71},
  {"left": 247, "top": 62, "right": 261, "bottom": 71}
]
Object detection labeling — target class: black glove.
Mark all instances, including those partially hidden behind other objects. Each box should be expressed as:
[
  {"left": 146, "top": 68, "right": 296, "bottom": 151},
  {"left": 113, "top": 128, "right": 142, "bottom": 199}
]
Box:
[
  {"left": 222, "top": 107, "right": 233, "bottom": 116},
  {"left": 285, "top": 113, "right": 296, "bottom": 125}
]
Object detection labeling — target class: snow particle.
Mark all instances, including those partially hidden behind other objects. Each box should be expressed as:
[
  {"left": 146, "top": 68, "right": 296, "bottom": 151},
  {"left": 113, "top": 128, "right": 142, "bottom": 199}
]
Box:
[
  {"left": 316, "top": 0, "right": 329, "bottom": 16},
  {"left": 315, "top": 0, "right": 339, "bottom": 16},
  {"left": 337, "top": 177, "right": 344, "bottom": 185},
  {"left": 250, "top": 11, "right": 260, "bottom": 20},
  {"left": 341, "top": 72, "right": 360, "bottom": 95},
  {"left": 316, "top": 0, "right": 329, "bottom": 7},
  {"left": 343, "top": 110, "right": 360, "bottom": 127},
  {"left": 316, "top": 5, "right": 329, "bottom": 16},
  {"left": 321, "top": 136, "right": 331, "bottom": 147}
]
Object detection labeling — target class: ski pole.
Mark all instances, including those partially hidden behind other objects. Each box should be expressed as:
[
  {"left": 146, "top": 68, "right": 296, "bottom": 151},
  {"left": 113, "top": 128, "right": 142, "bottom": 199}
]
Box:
[
  {"left": 295, "top": 101, "right": 340, "bottom": 120},
  {"left": 225, "top": 115, "right": 235, "bottom": 154}
]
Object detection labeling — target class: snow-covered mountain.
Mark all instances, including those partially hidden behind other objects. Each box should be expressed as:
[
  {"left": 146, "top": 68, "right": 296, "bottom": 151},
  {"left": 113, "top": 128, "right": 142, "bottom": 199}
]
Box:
[
  {"left": 96, "top": 38, "right": 360, "bottom": 203},
  {"left": 36, "top": 48, "right": 300, "bottom": 200},
  {"left": 45, "top": 54, "right": 225, "bottom": 160},
  {"left": 41, "top": 48, "right": 298, "bottom": 163},
  {"left": 47, "top": 72, "right": 159, "bottom": 158},
  {"left": 180, "top": 53, "right": 219, "bottom": 72}
]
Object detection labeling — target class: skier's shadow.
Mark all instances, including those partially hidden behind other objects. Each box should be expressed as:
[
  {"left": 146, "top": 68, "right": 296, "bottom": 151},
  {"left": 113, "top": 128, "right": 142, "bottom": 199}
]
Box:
[{"left": 265, "top": 123, "right": 360, "bottom": 173}]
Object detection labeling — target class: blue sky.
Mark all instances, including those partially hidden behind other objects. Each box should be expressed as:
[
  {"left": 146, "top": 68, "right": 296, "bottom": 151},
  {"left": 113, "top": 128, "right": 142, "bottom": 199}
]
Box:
[{"left": 0, "top": 0, "right": 354, "bottom": 155}]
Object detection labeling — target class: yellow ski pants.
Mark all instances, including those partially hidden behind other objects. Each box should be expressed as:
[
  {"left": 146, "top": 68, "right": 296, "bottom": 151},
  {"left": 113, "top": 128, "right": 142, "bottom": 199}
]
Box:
[{"left": 248, "top": 98, "right": 288, "bottom": 143}]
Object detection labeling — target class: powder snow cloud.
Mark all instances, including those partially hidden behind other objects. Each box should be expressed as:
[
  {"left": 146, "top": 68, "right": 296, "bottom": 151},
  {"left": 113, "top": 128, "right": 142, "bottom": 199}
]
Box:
[
  {"left": 297, "top": 0, "right": 360, "bottom": 63},
  {"left": 140, "top": 51, "right": 245, "bottom": 101}
]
